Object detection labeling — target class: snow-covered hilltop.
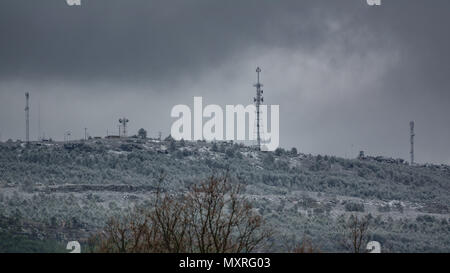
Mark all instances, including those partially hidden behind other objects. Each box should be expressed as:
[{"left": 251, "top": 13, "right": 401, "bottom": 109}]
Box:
[{"left": 0, "top": 138, "right": 449, "bottom": 252}]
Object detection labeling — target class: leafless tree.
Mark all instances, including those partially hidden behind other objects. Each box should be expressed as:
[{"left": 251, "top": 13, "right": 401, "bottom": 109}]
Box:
[
  {"left": 90, "top": 174, "right": 272, "bottom": 253},
  {"left": 184, "top": 176, "right": 272, "bottom": 253},
  {"left": 291, "top": 238, "right": 320, "bottom": 253},
  {"left": 339, "top": 214, "right": 371, "bottom": 253},
  {"left": 283, "top": 235, "right": 320, "bottom": 253}
]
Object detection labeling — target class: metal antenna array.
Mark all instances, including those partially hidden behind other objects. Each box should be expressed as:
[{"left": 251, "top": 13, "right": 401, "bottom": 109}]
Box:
[
  {"left": 253, "top": 67, "right": 264, "bottom": 150},
  {"left": 119, "top": 117, "right": 129, "bottom": 137},
  {"left": 410, "top": 121, "right": 415, "bottom": 165},
  {"left": 64, "top": 131, "right": 72, "bottom": 142},
  {"left": 25, "top": 92, "right": 30, "bottom": 143}
]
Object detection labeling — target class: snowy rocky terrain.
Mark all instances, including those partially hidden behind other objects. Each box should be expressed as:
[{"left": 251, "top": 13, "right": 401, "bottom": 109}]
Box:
[{"left": 0, "top": 138, "right": 449, "bottom": 252}]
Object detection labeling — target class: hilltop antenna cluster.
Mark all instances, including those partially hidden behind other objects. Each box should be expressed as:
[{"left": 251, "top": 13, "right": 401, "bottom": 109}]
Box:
[
  {"left": 64, "top": 130, "right": 72, "bottom": 142},
  {"left": 25, "top": 92, "right": 30, "bottom": 143},
  {"left": 410, "top": 121, "right": 415, "bottom": 165},
  {"left": 253, "top": 67, "right": 264, "bottom": 151},
  {"left": 119, "top": 117, "right": 129, "bottom": 137}
]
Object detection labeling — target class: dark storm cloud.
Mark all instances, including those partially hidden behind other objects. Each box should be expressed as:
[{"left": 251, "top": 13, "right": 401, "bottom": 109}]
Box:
[
  {"left": 0, "top": 0, "right": 373, "bottom": 84},
  {"left": 0, "top": 0, "right": 449, "bottom": 164},
  {"left": 1, "top": 0, "right": 447, "bottom": 88}
]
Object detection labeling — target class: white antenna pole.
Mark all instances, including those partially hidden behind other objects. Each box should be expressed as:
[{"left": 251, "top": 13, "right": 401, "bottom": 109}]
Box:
[
  {"left": 410, "top": 121, "right": 415, "bottom": 165},
  {"left": 25, "top": 92, "right": 30, "bottom": 143},
  {"left": 38, "top": 100, "right": 41, "bottom": 141}
]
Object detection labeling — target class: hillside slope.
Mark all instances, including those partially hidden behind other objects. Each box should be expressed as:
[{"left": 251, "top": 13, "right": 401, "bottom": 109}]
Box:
[{"left": 0, "top": 138, "right": 449, "bottom": 252}]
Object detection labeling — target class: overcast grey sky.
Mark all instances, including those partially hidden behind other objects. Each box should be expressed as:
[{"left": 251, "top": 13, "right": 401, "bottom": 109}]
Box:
[{"left": 0, "top": 0, "right": 449, "bottom": 164}]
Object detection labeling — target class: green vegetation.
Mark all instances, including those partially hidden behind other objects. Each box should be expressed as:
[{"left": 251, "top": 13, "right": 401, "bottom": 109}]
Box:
[
  {"left": 0, "top": 139, "right": 449, "bottom": 252},
  {"left": 0, "top": 231, "right": 64, "bottom": 253}
]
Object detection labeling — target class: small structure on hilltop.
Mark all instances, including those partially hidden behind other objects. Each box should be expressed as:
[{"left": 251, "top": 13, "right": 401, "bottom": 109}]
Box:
[{"left": 358, "top": 151, "right": 365, "bottom": 159}]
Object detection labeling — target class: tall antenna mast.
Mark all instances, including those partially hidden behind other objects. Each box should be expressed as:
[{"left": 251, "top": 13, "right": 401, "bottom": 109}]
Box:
[
  {"left": 253, "top": 67, "right": 264, "bottom": 151},
  {"left": 25, "top": 92, "right": 30, "bottom": 143},
  {"left": 410, "top": 121, "right": 415, "bottom": 165},
  {"left": 119, "top": 117, "right": 129, "bottom": 137}
]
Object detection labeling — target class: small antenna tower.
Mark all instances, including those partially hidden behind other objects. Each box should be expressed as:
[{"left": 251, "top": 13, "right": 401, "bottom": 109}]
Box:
[
  {"left": 119, "top": 118, "right": 129, "bottom": 137},
  {"left": 64, "top": 130, "right": 71, "bottom": 142},
  {"left": 25, "top": 92, "right": 30, "bottom": 143},
  {"left": 253, "top": 67, "right": 264, "bottom": 150},
  {"left": 410, "top": 121, "right": 415, "bottom": 165}
]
